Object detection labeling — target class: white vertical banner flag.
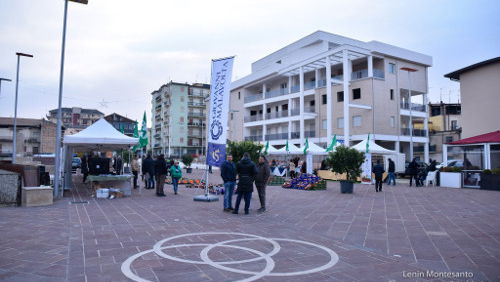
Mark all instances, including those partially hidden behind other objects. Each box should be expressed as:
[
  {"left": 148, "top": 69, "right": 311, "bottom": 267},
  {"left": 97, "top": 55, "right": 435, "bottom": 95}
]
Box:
[
  {"left": 361, "top": 153, "right": 372, "bottom": 184},
  {"left": 206, "top": 56, "right": 234, "bottom": 167}
]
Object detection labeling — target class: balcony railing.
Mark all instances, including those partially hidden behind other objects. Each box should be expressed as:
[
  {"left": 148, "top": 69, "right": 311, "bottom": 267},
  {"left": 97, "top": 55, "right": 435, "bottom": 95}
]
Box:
[
  {"left": 304, "top": 81, "right": 315, "bottom": 90},
  {"left": 265, "top": 133, "right": 288, "bottom": 141},
  {"left": 188, "top": 112, "right": 205, "bottom": 117},
  {"left": 317, "top": 79, "right": 326, "bottom": 87},
  {"left": 245, "top": 135, "right": 262, "bottom": 141},
  {"left": 290, "top": 85, "right": 300, "bottom": 93},
  {"left": 304, "top": 106, "right": 315, "bottom": 113},
  {"left": 374, "top": 68, "right": 385, "bottom": 79},
  {"left": 400, "top": 102, "right": 426, "bottom": 112},
  {"left": 291, "top": 132, "right": 300, "bottom": 139},
  {"left": 244, "top": 95, "right": 262, "bottom": 103},
  {"left": 290, "top": 109, "right": 300, "bottom": 116},
  {"left": 401, "top": 128, "right": 427, "bottom": 137},
  {"left": 351, "top": 69, "right": 368, "bottom": 80},
  {"left": 188, "top": 102, "right": 206, "bottom": 107},
  {"left": 304, "top": 131, "right": 316, "bottom": 138},
  {"left": 332, "top": 74, "right": 343, "bottom": 81},
  {"left": 244, "top": 115, "right": 263, "bottom": 122},
  {"left": 265, "top": 111, "right": 288, "bottom": 119},
  {"left": 188, "top": 122, "right": 205, "bottom": 127},
  {"left": 265, "top": 88, "right": 288, "bottom": 99}
]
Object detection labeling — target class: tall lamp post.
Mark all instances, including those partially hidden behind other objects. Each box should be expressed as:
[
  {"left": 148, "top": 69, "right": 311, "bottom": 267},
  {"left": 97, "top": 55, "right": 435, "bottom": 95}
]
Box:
[
  {"left": 401, "top": 67, "right": 417, "bottom": 161},
  {"left": 12, "top": 53, "right": 34, "bottom": 163},
  {"left": 54, "top": 0, "right": 88, "bottom": 199},
  {"left": 0, "top": 78, "right": 12, "bottom": 97}
]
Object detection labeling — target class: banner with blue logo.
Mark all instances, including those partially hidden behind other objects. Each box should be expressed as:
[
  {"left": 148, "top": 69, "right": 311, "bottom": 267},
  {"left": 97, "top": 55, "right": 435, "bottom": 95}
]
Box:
[{"left": 206, "top": 56, "right": 234, "bottom": 167}]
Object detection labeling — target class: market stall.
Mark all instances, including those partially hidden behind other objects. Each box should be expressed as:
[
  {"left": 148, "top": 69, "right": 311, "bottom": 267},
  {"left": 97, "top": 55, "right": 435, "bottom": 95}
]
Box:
[{"left": 62, "top": 118, "right": 139, "bottom": 196}]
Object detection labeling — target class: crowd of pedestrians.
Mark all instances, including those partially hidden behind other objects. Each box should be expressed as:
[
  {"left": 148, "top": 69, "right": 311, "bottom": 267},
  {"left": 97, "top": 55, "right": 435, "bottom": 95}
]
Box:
[{"left": 136, "top": 153, "right": 183, "bottom": 197}]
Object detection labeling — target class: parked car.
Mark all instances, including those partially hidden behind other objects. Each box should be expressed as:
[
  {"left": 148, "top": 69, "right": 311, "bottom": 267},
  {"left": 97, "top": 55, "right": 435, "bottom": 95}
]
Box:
[
  {"left": 72, "top": 157, "right": 82, "bottom": 170},
  {"left": 436, "top": 160, "right": 459, "bottom": 169}
]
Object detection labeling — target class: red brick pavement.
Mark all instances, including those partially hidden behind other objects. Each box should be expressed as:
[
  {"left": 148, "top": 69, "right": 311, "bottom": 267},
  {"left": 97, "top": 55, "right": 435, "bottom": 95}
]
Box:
[{"left": 1, "top": 169, "right": 499, "bottom": 281}]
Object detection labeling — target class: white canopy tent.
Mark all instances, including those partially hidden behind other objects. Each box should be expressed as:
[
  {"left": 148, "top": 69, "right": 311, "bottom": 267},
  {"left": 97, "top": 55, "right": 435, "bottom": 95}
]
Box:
[
  {"left": 276, "top": 143, "right": 303, "bottom": 155},
  {"left": 351, "top": 137, "right": 396, "bottom": 155},
  {"left": 260, "top": 143, "right": 281, "bottom": 155},
  {"left": 303, "top": 142, "right": 328, "bottom": 155},
  {"left": 61, "top": 118, "right": 139, "bottom": 190}
]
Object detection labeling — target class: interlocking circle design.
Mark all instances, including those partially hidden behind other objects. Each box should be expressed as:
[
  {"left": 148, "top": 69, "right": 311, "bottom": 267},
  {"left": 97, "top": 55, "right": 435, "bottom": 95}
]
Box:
[{"left": 121, "top": 232, "right": 339, "bottom": 282}]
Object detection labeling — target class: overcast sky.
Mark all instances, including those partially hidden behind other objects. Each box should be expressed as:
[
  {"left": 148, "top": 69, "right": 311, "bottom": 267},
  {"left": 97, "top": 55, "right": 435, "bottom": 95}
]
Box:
[{"left": 0, "top": 0, "right": 499, "bottom": 126}]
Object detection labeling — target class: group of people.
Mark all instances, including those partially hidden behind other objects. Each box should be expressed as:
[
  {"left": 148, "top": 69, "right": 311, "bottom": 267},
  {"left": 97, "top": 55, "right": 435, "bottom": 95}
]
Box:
[
  {"left": 130, "top": 154, "right": 183, "bottom": 197},
  {"left": 220, "top": 153, "right": 270, "bottom": 215},
  {"left": 372, "top": 158, "right": 439, "bottom": 192}
]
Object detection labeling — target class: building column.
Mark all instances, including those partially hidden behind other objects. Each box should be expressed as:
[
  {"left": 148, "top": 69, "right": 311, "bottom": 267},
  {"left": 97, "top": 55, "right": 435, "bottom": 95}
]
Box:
[
  {"left": 315, "top": 69, "right": 319, "bottom": 88},
  {"left": 342, "top": 49, "right": 350, "bottom": 146},
  {"left": 442, "top": 144, "right": 448, "bottom": 164},
  {"left": 395, "top": 140, "right": 400, "bottom": 153},
  {"left": 424, "top": 142, "right": 429, "bottom": 163},
  {"left": 288, "top": 76, "right": 292, "bottom": 94},
  {"left": 263, "top": 124, "right": 267, "bottom": 142},
  {"left": 288, "top": 120, "right": 292, "bottom": 140},
  {"left": 423, "top": 93, "right": 429, "bottom": 163},
  {"left": 325, "top": 56, "right": 332, "bottom": 141},
  {"left": 368, "top": 55, "right": 373, "bottom": 77},
  {"left": 484, "top": 144, "right": 490, "bottom": 169},
  {"left": 299, "top": 67, "right": 305, "bottom": 145},
  {"left": 262, "top": 83, "right": 266, "bottom": 99}
]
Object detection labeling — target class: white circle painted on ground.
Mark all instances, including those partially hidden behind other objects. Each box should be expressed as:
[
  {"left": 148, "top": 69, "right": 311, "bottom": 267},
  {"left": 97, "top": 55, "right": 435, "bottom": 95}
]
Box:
[{"left": 121, "top": 232, "right": 339, "bottom": 282}]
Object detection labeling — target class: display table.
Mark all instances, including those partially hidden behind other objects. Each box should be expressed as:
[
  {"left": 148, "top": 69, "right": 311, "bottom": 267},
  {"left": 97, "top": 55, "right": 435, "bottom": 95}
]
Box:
[{"left": 86, "top": 174, "right": 132, "bottom": 196}]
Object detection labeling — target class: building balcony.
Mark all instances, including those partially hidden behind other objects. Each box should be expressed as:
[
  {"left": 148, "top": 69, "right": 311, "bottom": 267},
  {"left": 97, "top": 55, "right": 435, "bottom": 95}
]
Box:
[
  {"left": 414, "top": 145, "right": 436, "bottom": 153},
  {"left": 24, "top": 138, "right": 40, "bottom": 143},
  {"left": 244, "top": 95, "right": 263, "bottom": 103},
  {"left": 317, "top": 79, "right": 326, "bottom": 87},
  {"left": 265, "top": 111, "right": 288, "bottom": 119},
  {"left": 188, "top": 132, "right": 203, "bottom": 138},
  {"left": 187, "top": 122, "right": 205, "bottom": 127},
  {"left": 304, "top": 106, "right": 315, "bottom": 113},
  {"left": 265, "top": 133, "right": 288, "bottom": 141},
  {"left": 401, "top": 128, "right": 427, "bottom": 137},
  {"left": 400, "top": 102, "right": 426, "bottom": 112},
  {"left": 188, "top": 112, "right": 205, "bottom": 117},
  {"left": 290, "top": 85, "right": 300, "bottom": 93},
  {"left": 188, "top": 102, "right": 206, "bottom": 107},
  {"left": 291, "top": 131, "right": 300, "bottom": 139},
  {"left": 265, "top": 88, "right": 288, "bottom": 99},
  {"left": 304, "top": 131, "right": 316, "bottom": 138},
  {"left": 244, "top": 115, "right": 263, "bottom": 122},
  {"left": 245, "top": 135, "right": 262, "bottom": 142},
  {"left": 291, "top": 109, "right": 300, "bottom": 116},
  {"left": 304, "top": 81, "right": 315, "bottom": 90}
]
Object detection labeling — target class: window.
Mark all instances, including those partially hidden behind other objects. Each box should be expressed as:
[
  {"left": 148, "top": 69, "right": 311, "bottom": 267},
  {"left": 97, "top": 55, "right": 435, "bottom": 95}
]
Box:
[
  {"left": 322, "top": 119, "right": 327, "bottom": 130},
  {"left": 231, "top": 113, "right": 234, "bottom": 120},
  {"left": 275, "top": 106, "right": 279, "bottom": 112},
  {"left": 390, "top": 89, "right": 394, "bottom": 100},
  {"left": 451, "top": 120, "right": 458, "bottom": 130},
  {"left": 310, "top": 100, "right": 315, "bottom": 106},
  {"left": 352, "top": 88, "right": 361, "bottom": 100},
  {"left": 388, "top": 63, "right": 396, "bottom": 74},
  {"left": 390, "top": 116, "right": 395, "bottom": 128},
  {"left": 322, "top": 94, "right": 327, "bottom": 105},
  {"left": 250, "top": 110, "right": 257, "bottom": 116},
  {"left": 353, "top": 115, "right": 362, "bottom": 127},
  {"left": 337, "top": 117, "right": 344, "bottom": 128},
  {"left": 267, "top": 108, "right": 271, "bottom": 113},
  {"left": 238, "top": 92, "right": 241, "bottom": 100},
  {"left": 337, "top": 91, "right": 344, "bottom": 102},
  {"left": 280, "top": 83, "right": 287, "bottom": 89},
  {"left": 445, "top": 136, "right": 453, "bottom": 143},
  {"left": 282, "top": 104, "right": 288, "bottom": 111},
  {"left": 431, "top": 106, "right": 441, "bottom": 117}
]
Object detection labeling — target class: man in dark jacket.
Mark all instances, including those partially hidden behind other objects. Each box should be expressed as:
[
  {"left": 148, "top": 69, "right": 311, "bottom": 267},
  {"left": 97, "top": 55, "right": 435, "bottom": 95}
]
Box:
[
  {"left": 373, "top": 160, "right": 385, "bottom": 192},
  {"left": 233, "top": 152, "right": 257, "bottom": 215},
  {"left": 220, "top": 154, "right": 237, "bottom": 212},
  {"left": 154, "top": 154, "right": 168, "bottom": 196},
  {"left": 255, "top": 155, "right": 270, "bottom": 212},
  {"left": 387, "top": 158, "right": 396, "bottom": 186},
  {"left": 408, "top": 158, "right": 419, "bottom": 187},
  {"left": 142, "top": 154, "right": 155, "bottom": 189}
]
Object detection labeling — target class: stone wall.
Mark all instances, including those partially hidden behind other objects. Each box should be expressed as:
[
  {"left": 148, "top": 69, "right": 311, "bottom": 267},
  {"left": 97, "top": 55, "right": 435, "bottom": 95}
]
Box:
[{"left": 0, "top": 169, "right": 21, "bottom": 206}]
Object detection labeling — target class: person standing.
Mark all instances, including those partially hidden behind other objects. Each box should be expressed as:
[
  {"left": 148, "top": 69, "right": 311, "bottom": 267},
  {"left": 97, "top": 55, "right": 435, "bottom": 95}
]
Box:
[
  {"left": 387, "top": 158, "right": 396, "bottom": 186},
  {"left": 169, "top": 160, "right": 182, "bottom": 195},
  {"left": 81, "top": 154, "right": 89, "bottom": 183},
  {"left": 114, "top": 155, "right": 123, "bottom": 175},
  {"left": 142, "top": 154, "right": 155, "bottom": 189},
  {"left": 154, "top": 154, "right": 168, "bottom": 197},
  {"left": 289, "top": 160, "right": 296, "bottom": 178},
  {"left": 255, "top": 155, "right": 271, "bottom": 212},
  {"left": 373, "top": 160, "right": 385, "bottom": 192},
  {"left": 131, "top": 155, "right": 140, "bottom": 189},
  {"left": 408, "top": 158, "right": 419, "bottom": 187},
  {"left": 220, "top": 154, "right": 237, "bottom": 212},
  {"left": 233, "top": 153, "right": 257, "bottom": 215}
]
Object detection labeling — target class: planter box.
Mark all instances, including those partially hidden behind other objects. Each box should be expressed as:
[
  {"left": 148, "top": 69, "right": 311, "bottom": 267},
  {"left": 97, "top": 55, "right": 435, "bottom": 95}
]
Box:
[
  {"left": 480, "top": 174, "right": 500, "bottom": 191},
  {"left": 340, "top": 181, "right": 353, "bottom": 193},
  {"left": 22, "top": 186, "right": 53, "bottom": 207},
  {"left": 440, "top": 172, "right": 462, "bottom": 188}
]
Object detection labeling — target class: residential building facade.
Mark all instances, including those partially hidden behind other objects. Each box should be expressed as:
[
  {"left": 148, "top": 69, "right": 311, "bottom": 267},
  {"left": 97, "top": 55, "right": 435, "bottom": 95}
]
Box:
[
  {"left": 104, "top": 113, "right": 136, "bottom": 137},
  {"left": 47, "top": 107, "right": 104, "bottom": 135},
  {"left": 444, "top": 57, "right": 500, "bottom": 139},
  {"left": 0, "top": 117, "right": 58, "bottom": 161},
  {"left": 229, "top": 31, "right": 432, "bottom": 162},
  {"left": 151, "top": 82, "right": 209, "bottom": 157}
]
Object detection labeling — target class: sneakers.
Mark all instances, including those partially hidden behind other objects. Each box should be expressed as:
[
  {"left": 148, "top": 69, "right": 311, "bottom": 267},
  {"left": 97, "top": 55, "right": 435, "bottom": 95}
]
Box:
[
  {"left": 245, "top": 210, "right": 249, "bottom": 215},
  {"left": 258, "top": 207, "right": 266, "bottom": 212},
  {"left": 156, "top": 193, "right": 166, "bottom": 197},
  {"left": 232, "top": 210, "right": 238, "bottom": 214},
  {"left": 223, "top": 208, "right": 232, "bottom": 212}
]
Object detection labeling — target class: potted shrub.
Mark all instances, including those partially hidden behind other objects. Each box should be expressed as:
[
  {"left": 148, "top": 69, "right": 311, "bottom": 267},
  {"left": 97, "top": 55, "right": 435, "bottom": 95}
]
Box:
[
  {"left": 439, "top": 166, "right": 462, "bottom": 188},
  {"left": 227, "top": 140, "right": 263, "bottom": 164},
  {"left": 182, "top": 154, "right": 194, "bottom": 173},
  {"left": 480, "top": 168, "right": 500, "bottom": 191},
  {"left": 326, "top": 145, "right": 365, "bottom": 193}
]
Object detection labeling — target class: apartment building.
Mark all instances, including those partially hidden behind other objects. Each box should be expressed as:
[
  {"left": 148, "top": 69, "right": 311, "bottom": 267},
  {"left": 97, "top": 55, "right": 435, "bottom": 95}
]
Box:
[
  {"left": 229, "top": 31, "right": 432, "bottom": 162},
  {"left": 444, "top": 57, "right": 500, "bottom": 139},
  {"left": 47, "top": 107, "right": 104, "bottom": 135},
  {"left": 104, "top": 113, "right": 136, "bottom": 137},
  {"left": 151, "top": 82, "right": 210, "bottom": 157},
  {"left": 0, "top": 117, "right": 58, "bottom": 161}
]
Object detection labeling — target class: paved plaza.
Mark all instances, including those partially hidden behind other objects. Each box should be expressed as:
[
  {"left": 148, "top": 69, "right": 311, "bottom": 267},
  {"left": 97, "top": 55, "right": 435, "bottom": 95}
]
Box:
[{"left": 1, "top": 169, "right": 500, "bottom": 281}]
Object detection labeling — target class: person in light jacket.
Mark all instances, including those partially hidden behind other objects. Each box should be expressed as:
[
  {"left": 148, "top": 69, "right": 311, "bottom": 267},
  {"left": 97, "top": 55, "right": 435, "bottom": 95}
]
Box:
[
  {"left": 255, "top": 155, "right": 271, "bottom": 212},
  {"left": 232, "top": 153, "right": 257, "bottom": 215},
  {"left": 131, "top": 155, "right": 140, "bottom": 189},
  {"left": 169, "top": 160, "right": 183, "bottom": 195}
]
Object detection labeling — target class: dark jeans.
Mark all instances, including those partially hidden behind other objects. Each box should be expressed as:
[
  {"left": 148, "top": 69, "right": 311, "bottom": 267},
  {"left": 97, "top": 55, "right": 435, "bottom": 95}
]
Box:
[
  {"left": 256, "top": 185, "right": 266, "bottom": 208},
  {"left": 234, "top": 191, "right": 252, "bottom": 213},
  {"left": 146, "top": 173, "right": 155, "bottom": 189},
  {"left": 409, "top": 174, "right": 418, "bottom": 187},
  {"left": 223, "top": 181, "right": 235, "bottom": 209},
  {"left": 387, "top": 172, "right": 396, "bottom": 185},
  {"left": 172, "top": 177, "right": 179, "bottom": 193},
  {"left": 132, "top": 171, "right": 138, "bottom": 188},
  {"left": 375, "top": 176, "right": 383, "bottom": 191},
  {"left": 82, "top": 172, "right": 88, "bottom": 183}
]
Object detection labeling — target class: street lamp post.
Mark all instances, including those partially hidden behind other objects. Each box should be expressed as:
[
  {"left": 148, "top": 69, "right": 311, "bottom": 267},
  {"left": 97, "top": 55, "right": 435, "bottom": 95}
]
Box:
[
  {"left": 54, "top": 0, "right": 88, "bottom": 199},
  {"left": 0, "top": 78, "right": 12, "bottom": 98},
  {"left": 401, "top": 67, "right": 417, "bottom": 161},
  {"left": 12, "top": 53, "right": 33, "bottom": 164}
]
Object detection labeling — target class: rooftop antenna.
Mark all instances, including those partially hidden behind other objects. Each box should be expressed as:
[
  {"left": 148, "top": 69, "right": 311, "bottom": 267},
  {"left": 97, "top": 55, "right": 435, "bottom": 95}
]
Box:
[{"left": 440, "top": 88, "right": 443, "bottom": 103}]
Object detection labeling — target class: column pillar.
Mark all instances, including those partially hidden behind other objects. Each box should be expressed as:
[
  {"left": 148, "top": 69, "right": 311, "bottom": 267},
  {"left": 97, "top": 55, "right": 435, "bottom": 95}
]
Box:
[
  {"left": 263, "top": 124, "right": 267, "bottom": 142},
  {"left": 288, "top": 120, "right": 292, "bottom": 140},
  {"left": 315, "top": 68, "right": 319, "bottom": 88},
  {"left": 368, "top": 55, "right": 373, "bottom": 78},
  {"left": 262, "top": 83, "right": 266, "bottom": 99},
  {"left": 342, "top": 49, "right": 350, "bottom": 146},
  {"left": 442, "top": 144, "right": 448, "bottom": 164},
  {"left": 299, "top": 67, "right": 305, "bottom": 145},
  {"left": 395, "top": 140, "right": 400, "bottom": 153},
  {"left": 325, "top": 56, "right": 332, "bottom": 141},
  {"left": 288, "top": 76, "right": 292, "bottom": 94},
  {"left": 484, "top": 144, "right": 490, "bottom": 169},
  {"left": 423, "top": 92, "right": 429, "bottom": 163}
]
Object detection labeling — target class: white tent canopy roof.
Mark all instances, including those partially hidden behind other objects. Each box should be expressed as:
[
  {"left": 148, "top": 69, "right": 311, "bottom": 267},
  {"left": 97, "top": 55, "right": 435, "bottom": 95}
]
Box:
[
  {"left": 63, "top": 118, "right": 139, "bottom": 151},
  {"left": 273, "top": 143, "right": 303, "bottom": 155},
  {"left": 351, "top": 136, "right": 395, "bottom": 155},
  {"left": 302, "top": 142, "right": 328, "bottom": 155},
  {"left": 260, "top": 143, "right": 281, "bottom": 154}
]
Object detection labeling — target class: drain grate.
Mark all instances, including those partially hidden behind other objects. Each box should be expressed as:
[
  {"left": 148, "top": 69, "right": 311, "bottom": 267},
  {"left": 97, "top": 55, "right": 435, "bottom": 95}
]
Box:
[{"left": 70, "top": 201, "right": 89, "bottom": 204}]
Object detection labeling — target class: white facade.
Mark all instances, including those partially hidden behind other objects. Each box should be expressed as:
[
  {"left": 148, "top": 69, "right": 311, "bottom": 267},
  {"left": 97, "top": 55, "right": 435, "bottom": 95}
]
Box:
[{"left": 229, "top": 31, "right": 432, "bottom": 162}]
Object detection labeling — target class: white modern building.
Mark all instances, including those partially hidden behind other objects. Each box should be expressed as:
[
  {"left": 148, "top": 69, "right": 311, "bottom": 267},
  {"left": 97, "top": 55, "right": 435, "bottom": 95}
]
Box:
[{"left": 229, "top": 31, "right": 432, "bottom": 162}]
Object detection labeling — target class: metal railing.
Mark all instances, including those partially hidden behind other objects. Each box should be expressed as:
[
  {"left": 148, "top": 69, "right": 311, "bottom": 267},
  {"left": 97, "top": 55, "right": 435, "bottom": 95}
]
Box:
[
  {"left": 265, "top": 111, "right": 288, "bottom": 119},
  {"left": 291, "top": 132, "right": 300, "bottom": 139},
  {"left": 265, "top": 88, "right": 288, "bottom": 99},
  {"left": 290, "top": 109, "right": 300, "bottom": 116},
  {"left": 351, "top": 69, "right": 368, "bottom": 80},
  {"left": 245, "top": 135, "right": 262, "bottom": 141},
  {"left": 304, "top": 81, "right": 315, "bottom": 90},
  {"left": 188, "top": 112, "right": 205, "bottom": 117},
  {"left": 290, "top": 85, "right": 300, "bottom": 93},
  {"left": 244, "top": 95, "right": 262, "bottom": 103},
  {"left": 400, "top": 102, "right": 426, "bottom": 112},
  {"left": 265, "top": 133, "right": 288, "bottom": 141},
  {"left": 374, "top": 68, "right": 385, "bottom": 79},
  {"left": 332, "top": 74, "right": 343, "bottom": 81},
  {"left": 317, "top": 79, "right": 326, "bottom": 87},
  {"left": 244, "top": 115, "right": 263, "bottom": 122},
  {"left": 304, "top": 106, "right": 315, "bottom": 113},
  {"left": 304, "top": 131, "right": 316, "bottom": 138},
  {"left": 188, "top": 102, "right": 205, "bottom": 107},
  {"left": 401, "top": 128, "right": 427, "bottom": 137}
]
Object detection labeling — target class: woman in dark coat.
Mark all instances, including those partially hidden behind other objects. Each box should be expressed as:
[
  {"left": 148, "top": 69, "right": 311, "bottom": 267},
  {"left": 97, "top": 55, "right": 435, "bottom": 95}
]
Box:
[
  {"left": 408, "top": 158, "right": 419, "bottom": 187},
  {"left": 232, "top": 152, "right": 257, "bottom": 215}
]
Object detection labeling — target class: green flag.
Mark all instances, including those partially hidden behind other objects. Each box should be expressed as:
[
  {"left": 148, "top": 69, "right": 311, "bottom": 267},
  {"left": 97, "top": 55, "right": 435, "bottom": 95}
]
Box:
[
  {"left": 263, "top": 141, "right": 269, "bottom": 155},
  {"left": 303, "top": 138, "right": 309, "bottom": 155},
  {"left": 132, "top": 120, "right": 139, "bottom": 151},
  {"left": 366, "top": 134, "right": 370, "bottom": 153},
  {"left": 326, "top": 135, "right": 337, "bottom": 152},
  {"left": 285, "top": 140, "right": 289, "bottom": 152},
  {"left": 139, "top": 111, "right": 148, "bottom": 148}
]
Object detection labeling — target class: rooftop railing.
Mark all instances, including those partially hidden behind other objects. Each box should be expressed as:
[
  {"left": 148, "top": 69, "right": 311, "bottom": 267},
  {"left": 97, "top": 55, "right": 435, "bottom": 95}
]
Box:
[
  {"left": 401, "top": 128, "right": 427, "bottom": 137},
  {"left": 400, "top": 102, "right": 426, "bottom": 112}
]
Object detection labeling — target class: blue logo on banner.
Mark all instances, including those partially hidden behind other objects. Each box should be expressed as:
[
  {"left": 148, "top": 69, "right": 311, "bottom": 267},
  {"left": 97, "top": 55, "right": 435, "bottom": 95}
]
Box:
[
  {"left": 210, "top": 120, "right": 223, "bottom": 140},
  {"left": 207, "top": 142, "right": 226, "bottom": 167}
]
